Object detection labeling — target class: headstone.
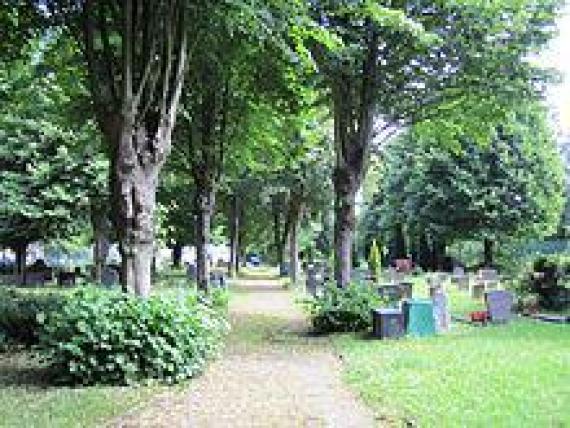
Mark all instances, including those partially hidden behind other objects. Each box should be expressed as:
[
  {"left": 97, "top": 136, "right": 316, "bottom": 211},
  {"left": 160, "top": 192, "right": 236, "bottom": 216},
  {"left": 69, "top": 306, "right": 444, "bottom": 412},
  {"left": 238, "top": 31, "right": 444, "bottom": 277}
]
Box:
[
  {"left": 402, "top": 299, "right": 436, "bottom": 337},
  {"left": 398, "top": 282, "right": 413, "bottom": 299},
  {"left": 306, "top": 266, "right": 319, "bottom": 296},
  {"left": 371, "top": 308, "right": 405, "bottom": 339},
  {"left": 432, "top": 291, "right": 450, "bottom": 332},
  {"left": 485, "top": 280, "right": 499, "bottom": 291},
  {"left": 279, "top": 262, "right": 290, "bottom": 277},
  {"left": 395, "top": 258, "right": 413, "bottom": 273},
  {"left": 57, "top": 271, "right": 76, "bottom": 287},
  {"left": 485, "top": 290, "right": 514, "bottom": 323},
  {"left": 186, "top": 263, "right": 197, "bottom": 280},
  {"left": 101, "top": 267, "right": 119, "bottom": 287},
  {"left": 378, "top": 284, "right": 403, "bottom": 303},
  {"left": 452, "top": 266, "right": 465, "bottom": 276},
  {"left": 455, "top": 275, "right": 469, "bottom": 292},
  {"left": 24, "top": 272, "right": 46, "bottom": 287},
  {"left": 471, "top": 282, "right": 485, "bottom": 299},
  {"left": 209, "top": 271, "right": 226, "bottom": 288},
  {"left": 0, "top": 274, "right": 21, "bottom": 286},
  {"left": 478, "top": 268, "right": 498, "bottom": 281}
]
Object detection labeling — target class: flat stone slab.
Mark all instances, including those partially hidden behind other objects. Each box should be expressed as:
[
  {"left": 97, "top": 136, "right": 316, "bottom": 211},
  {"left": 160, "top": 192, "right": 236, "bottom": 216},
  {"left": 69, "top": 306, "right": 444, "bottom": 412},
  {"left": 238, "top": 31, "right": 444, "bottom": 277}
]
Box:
[{"left": 533, "top": 314, "right": 570, "bottom": 324}]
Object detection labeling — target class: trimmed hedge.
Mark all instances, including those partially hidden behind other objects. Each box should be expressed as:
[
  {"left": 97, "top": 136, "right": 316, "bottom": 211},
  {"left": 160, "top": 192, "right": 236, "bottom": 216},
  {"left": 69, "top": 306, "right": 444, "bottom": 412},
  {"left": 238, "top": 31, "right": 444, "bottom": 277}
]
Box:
[{"left": 39, "top": 287, "right": 229, "bottom": 385}]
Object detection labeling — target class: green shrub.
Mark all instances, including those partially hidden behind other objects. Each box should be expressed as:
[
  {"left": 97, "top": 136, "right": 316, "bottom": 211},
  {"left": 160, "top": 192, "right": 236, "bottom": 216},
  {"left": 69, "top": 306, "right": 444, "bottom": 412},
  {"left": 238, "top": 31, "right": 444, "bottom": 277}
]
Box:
[
  {"left": 39, "top": 287, "right": 229, "bottom": 385},
  {"left": 300, "top": 282, "right": 384, "bottom": 333},
  {"left": 0, "top": 288, "right": 65, "bottom": 346}
]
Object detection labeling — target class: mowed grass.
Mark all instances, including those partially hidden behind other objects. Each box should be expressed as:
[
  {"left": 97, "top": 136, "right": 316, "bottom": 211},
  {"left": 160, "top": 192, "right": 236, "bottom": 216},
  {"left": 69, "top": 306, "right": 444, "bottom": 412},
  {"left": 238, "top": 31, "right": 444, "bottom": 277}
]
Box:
[
  {"left": 0, "top": 351, "right": 165, "bottom": 428},
  {"left": 335, "top": 277, "right": 570, "bottom": 427}
]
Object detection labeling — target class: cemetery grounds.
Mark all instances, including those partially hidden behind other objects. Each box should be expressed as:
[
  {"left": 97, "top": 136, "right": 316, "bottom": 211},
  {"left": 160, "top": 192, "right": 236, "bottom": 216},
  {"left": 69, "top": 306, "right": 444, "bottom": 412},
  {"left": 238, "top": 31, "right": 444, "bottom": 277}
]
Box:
[{"left": 0, "top": 269, "right": 568, "bottom": 427}]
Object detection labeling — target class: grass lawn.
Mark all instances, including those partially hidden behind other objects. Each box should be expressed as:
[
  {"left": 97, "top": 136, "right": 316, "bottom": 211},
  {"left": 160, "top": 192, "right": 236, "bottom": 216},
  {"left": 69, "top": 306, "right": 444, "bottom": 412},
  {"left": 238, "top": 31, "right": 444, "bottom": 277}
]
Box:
[
  {"left": 334, "top": 277, "right": 570, "bottom": 427},
  {"left": 0, "top": 350, "right": 166, "bottom": 427}
]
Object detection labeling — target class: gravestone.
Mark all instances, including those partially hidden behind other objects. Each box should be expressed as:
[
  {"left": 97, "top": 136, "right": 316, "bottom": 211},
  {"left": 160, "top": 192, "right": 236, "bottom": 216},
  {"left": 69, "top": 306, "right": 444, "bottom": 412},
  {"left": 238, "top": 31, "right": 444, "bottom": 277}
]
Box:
[
  {"left": 186, "top": 263, "right": 197, "bottom": 280},
  {"left": 279, "top": 262, "right": 290, "bottom": 277},
  {"left": 452, "top": 266, "right": 465, "bottom": 276},
  {"left": 402, "top": 299, "right": 436, "bottom": 337},
  {"left": 57, "top": 271, "right": 76, "bottom": 287},
  {"left": 101, "top": 267, "right": 119, "bottom": 287},
  {"left": 398, "top": 282, "right": 413, "bottom": 299},
  {"left": 478, "top": 268, "right": 498, "bottom": 281},
  {"left": 306, "top": 266, "right": 320, "bottom": 296},
  {"left": 24, "top": 272, "right": 46, "bottom": 287},
  {"left": 209, "top": 271, "right": 226, "bottom": 288},
  {"left": 432, "top": 291, "right": 451, "bottom": 332},
  {"left": 378, "top": 284, "right": 403, "bottom": 304},
  {"left": 371, "top": 308, "right": 405, "bottom": 339},
  {"left": 0, "top": 274, "right": 21, "bottom": 286},
  {"left": 485, "top": 280, "right": 499, "bottom": 291},
  {"left": 395, "top": 258, "right": 413, "bottom": 273},
  {"left": 471, "top": 282, "right": 485, "bottom": 299},
  {"left": 485, "top": 290, "right": 514, "bottom": 323},
  {"left": 455, "top": 275, "right": 469, "bottom": 292}
]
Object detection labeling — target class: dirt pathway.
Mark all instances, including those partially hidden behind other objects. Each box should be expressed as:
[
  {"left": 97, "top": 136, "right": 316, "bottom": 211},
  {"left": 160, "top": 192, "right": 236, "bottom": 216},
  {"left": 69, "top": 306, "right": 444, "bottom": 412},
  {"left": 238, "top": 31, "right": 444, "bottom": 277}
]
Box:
[{"left": 112, "top": 272, "right": 376, "bottom": 427}]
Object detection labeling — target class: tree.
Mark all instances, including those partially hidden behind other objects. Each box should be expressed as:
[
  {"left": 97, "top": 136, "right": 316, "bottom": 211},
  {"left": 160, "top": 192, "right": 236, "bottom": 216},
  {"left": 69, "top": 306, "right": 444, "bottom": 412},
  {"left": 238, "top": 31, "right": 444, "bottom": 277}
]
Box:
[
  {"left": 43, "top": 0, "right": 190, "bottom": 296},
  {"left": 307, "top": 0, "right": 563, "bottom": 285},
  {"left": 0, "top": 36, "right": 107, "bottom": 282},
  {"left": 372, "top": 102, "right": 565, "bottom": 268}
]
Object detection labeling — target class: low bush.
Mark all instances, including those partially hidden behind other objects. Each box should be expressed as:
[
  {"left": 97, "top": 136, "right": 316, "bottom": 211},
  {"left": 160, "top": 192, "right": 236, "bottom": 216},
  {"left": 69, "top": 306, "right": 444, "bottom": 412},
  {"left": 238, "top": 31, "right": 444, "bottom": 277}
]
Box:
[
  {"left": 39, "top": 287, "right": 229, "bottom": 385},
  {"left": 0, "top": 288, "right": 65, "bottom": 345},
  {"left": 300, "top": 282, "right": 384, "bottom": 333}
]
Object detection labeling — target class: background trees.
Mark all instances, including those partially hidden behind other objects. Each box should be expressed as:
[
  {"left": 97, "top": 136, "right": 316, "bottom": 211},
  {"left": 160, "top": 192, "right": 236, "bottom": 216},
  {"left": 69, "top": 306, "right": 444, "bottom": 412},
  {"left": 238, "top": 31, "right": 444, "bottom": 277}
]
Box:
[
  {"left": 307, "top": 0, "right": 563, "bottom": 285},
  {"left": 365, "top": 102, "right": 565, "bottom": 270}
]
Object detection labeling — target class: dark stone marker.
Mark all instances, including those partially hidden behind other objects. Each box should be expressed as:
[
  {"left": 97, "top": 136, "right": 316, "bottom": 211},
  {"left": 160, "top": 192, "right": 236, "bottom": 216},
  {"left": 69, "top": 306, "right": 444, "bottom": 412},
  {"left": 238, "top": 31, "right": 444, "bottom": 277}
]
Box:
[
  {"left": 24, "top": 272, "right": 46, "bottom": 287},
  {"left": 432, "top": 291, "right": 450, "bottom": 332},
  {"left": 485, "top": 290, "right": 514, "bottom": 323},
  {"left": 279, "top": 262, "right": 290, "bottom": 277},
  {"left": 399, "top": 282, "right": 413, "bottom": 299},
  {"left": 186, "top": 263, "right": 197, "bottom": 280},
  {"left": 306, "top": 266, "right": 319, "bottom": 296},
  {"left": 101, "top": 267, "right": 119, "bottom": 287},
  {"left": 57, "top": 271, "right": 76, "bottom": 287},
  {"left": 371, "top": 308, "right": 405, "bottom": 339}
]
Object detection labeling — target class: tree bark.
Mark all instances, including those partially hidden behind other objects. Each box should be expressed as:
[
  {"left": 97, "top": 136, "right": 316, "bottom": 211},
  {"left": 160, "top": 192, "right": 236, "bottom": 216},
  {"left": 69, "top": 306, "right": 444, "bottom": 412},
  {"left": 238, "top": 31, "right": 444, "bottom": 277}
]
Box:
[
  {"left": 334, "top": 179, "right": 356, "bottom": 287},
  {"left": 172, "top": 242, "right": 182, "bottom": 268},
  {"left": 14, "top": 243, "right": 26, "bottom": 285},
  {"left": 195, "top": 185, "right": 215, "bottom": 291},
  {"left": 483, "top": 238, "right": 494, "bottom": 267},
  {"left": 91, "top": 201, "right": 110, "bottom": 283},
  {"left": 272, "top": 196, "right": 283, "bottom": 266},
  {"left": 229, "top": 194, "right": 239, "bottom": 278},
  {"left": 289, "top": 207, "right": 300, "bottom": 286}
]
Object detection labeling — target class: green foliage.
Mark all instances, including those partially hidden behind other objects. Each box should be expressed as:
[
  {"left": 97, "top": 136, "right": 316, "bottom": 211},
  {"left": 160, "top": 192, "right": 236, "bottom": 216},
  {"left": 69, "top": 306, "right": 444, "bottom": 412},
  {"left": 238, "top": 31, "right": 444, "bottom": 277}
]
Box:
[
  {"left": 0, "top": 288, "right": 65, "bottom": 346},
  {"left": 367, "top": 102, "right": 565, "bottom": 261},
  {"left": 300, "top": 283, "right": 383, "bottom": 333},
  {"left": 39, "top": 288, "right": 229, "bottom": 385}
]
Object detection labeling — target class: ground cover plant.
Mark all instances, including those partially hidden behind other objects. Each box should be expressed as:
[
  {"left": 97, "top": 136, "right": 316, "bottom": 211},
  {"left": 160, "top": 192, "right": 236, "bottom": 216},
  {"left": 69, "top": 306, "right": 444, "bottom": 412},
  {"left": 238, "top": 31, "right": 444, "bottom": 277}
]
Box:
[{"left": 39, "top": 287, "right": 229, "bottom": 385}]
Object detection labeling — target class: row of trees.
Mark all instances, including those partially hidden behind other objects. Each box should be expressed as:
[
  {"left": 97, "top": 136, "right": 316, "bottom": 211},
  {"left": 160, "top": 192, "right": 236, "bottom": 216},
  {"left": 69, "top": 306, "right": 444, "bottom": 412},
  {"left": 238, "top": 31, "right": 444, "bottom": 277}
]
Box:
[{"left": 0, "top": 1, "right": 566, "bottom": 294}]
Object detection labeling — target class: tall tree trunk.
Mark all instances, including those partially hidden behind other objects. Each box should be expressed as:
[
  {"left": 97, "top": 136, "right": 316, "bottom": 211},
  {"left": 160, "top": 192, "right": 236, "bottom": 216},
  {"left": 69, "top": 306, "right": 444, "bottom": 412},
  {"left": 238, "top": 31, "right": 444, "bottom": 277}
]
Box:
[
  {"left": 172, "top": 242, "right": 182, "bottom": 268},
  {"left": 289, "top": 207, "right": 300, "bottom": 286},
  {"left": 229, "top": 194, "right": 239, "bottom": 278},
  {"left": 195, "top": 185, "right": 215, "bottom": 291},
  {"left": 483, "top": 238, "right": 494, "bottom": 267},
  {"left": 393, "top": 223, "right": 407, "bottom": 259},
  {"left": 91, "top": 201, "right": 110, "bottom": 283},
  {"left": 331, "top": 31, "right": 377, "bottom": 286},
  {"left": 14, "top": 243, "right": 27, "bottom": 285},
  {"left": 272, "top": 196, "right": 282, "bottom": 266},
  {"left": 334, "top": 181, "right": 356, "bottom": 287},
  {"left": 418, "top": 231, "right": 430, "bottom": 271}
]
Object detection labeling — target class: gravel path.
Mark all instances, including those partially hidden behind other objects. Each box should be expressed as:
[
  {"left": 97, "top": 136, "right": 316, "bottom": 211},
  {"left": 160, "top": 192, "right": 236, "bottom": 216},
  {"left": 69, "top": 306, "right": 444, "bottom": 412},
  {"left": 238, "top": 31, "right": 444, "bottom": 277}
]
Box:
[{"left": 111, "top": 272, "right": 377, "bottom": 428}]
